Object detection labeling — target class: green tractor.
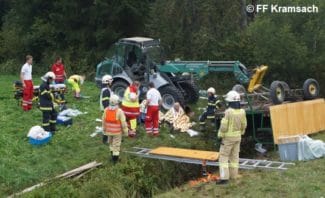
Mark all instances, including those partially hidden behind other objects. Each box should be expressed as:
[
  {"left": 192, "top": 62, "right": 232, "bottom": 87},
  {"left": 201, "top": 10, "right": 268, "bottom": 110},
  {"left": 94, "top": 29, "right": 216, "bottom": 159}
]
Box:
[
  {"left": 95, "top": 37, "right": 200, "bottom": 109},
  {"left": 95, "top": 37, "right": 251, "bottom": 109}
]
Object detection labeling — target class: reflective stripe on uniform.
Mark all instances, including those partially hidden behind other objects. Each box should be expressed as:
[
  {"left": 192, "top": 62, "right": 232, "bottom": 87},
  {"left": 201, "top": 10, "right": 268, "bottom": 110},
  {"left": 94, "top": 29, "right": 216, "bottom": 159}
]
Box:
[
  {"left": 40, "top": 107, "right": 53, "bottom": 111},
  {"left": 49, "top": 120, "right": 56, "bottom": 124},
  {"left": 219, "top": 162, "right": 229, "bottom": 168},
  {"left": 101, "top": 97, "right": 109, "bottom": 101},
  {"left": 42, "top": 123, "right": 50, "bottom": 126},
  {"left": 229, "top": 162, "right": 239, "bottom": 168},
  {"left": 41, "top": 90, "right": 49, "bottom": 95}
]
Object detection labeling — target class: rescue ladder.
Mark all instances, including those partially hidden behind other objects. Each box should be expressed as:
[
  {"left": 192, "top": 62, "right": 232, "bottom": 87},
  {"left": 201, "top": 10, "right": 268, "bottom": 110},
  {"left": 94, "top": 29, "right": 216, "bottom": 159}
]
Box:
[{"left": 125, "top": 147, "right": 295, "bottom": 171}]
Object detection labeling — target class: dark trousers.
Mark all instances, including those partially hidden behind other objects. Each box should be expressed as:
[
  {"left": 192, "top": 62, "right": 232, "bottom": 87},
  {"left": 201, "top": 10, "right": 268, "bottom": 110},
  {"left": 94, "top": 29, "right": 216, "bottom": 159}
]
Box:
[
  {"left": 42, "top": 109, "right": 57, "bottom": 132},
  {"left": 199, "top": 111, "right": 215, "bottom": 125}
]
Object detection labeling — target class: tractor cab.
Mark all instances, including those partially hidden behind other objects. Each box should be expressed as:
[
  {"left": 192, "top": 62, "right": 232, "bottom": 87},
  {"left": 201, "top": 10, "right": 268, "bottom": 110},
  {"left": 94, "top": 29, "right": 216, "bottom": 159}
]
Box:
[{"left": 96, "top": 37, "right": 188, "bottom": 110}]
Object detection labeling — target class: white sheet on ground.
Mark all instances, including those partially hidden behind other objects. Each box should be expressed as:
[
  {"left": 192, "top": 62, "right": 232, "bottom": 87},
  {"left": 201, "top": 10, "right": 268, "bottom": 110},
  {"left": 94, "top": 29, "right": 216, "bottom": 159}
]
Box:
[
  {"left": 297, "top": 135, "right": 325, "bottom": 161},
  {"left": 59, "top": 108, "right": 87, "bottom": 117}
]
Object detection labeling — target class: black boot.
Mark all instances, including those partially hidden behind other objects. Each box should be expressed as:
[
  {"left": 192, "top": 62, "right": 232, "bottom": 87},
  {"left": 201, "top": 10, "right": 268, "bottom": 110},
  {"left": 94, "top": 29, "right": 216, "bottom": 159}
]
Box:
[
  {"left": 216, "top": 179, "right": 228, "bottom": 185},
  {"left": 102, "top": 135, "right": 108, "bottom": 144},
  {"left": 112, "top": 155, "right": 119, "bottom": 164}
]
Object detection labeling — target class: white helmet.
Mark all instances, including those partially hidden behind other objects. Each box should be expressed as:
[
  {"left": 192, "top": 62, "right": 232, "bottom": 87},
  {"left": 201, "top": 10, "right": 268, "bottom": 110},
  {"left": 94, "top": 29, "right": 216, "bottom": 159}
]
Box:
[
  {"left": 225, "top": 90, "right": 240, "bottom": 102},
  {"left": 42, "top": 71, "right": 56, "bottom": 81},
  {"left": 207, "top": 87, "right": 215, "bottom": 94},
  {"left": 129, "top": 92, "right": 137, "bottom": 101},
  {"left": 102, "top": 75, "right": 113, "bottom": 84},
  {"left": 109, "top": 94, "right": 120, "bottom": 106}
]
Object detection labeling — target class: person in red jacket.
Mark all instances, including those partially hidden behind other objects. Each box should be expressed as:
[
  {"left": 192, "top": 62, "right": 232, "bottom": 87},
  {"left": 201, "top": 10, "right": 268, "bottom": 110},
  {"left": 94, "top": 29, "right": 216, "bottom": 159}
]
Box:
[{"left": 51, "top": 57, "right": 67, "bottom": 84}]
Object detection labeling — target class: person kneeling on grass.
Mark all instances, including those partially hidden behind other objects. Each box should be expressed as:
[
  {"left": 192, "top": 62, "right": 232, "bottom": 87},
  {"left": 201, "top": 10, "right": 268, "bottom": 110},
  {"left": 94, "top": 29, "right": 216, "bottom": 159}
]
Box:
[
  {"left": 173, "top": 106, "right": 195, "bottom": 132},
  {"left": 102, "top": 94, "right": 128, "bottom": 163}
]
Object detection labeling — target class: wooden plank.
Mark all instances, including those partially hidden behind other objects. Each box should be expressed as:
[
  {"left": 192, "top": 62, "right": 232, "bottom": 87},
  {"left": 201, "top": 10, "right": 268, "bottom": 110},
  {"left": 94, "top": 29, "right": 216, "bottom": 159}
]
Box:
[
  {"left": 149, "top": 147, "right": 219, "bottom": 161},
  {"left": 270, "top": 99, "right": 325, "bottom": 144}
]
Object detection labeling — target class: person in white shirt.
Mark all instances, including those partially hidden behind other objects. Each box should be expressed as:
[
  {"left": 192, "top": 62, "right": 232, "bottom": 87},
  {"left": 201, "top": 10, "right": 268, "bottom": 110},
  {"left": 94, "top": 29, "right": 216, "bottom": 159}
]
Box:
[
  {"left": 20, "top": 55, "right": 33, "bottom": 111},
  {"left": 145, "top": 82, "right": 162, "bottom": 136}
]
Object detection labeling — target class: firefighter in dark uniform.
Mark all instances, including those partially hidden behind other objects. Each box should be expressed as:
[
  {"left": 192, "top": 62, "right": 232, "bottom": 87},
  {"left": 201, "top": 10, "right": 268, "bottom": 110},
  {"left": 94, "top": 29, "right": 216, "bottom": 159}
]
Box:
[
  {"left": 199, "top": 87, "right": 220, "bottom": 131},
  {"left": 39, "top": 72, "right": 57, "bottom": 134},
  {"left": 100, "top": 74, "right": 113, "bottom": 144}
]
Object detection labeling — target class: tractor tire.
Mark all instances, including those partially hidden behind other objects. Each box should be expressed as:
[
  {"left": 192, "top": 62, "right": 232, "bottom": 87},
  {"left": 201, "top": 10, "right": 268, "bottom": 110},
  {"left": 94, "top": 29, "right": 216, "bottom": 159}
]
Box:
[
  {"left": 159, "top": 85, "right": 185, "bottom": 110},
  {"left": 303, "top": 78, "right": 319, "bottom": 100},
  {"left": 111, "top": 80, "right": 129, "bottom": 99},
  {"left": 270, "top": 81, "right": 285, "bottom": 104},
  {"left": 179, "top": 81, "right": 199, "bottom": 104}
]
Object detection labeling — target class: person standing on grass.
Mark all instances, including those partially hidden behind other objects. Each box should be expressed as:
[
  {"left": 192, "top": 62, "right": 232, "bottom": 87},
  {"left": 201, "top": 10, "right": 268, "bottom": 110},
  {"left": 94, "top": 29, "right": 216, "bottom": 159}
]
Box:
[
  {"left": 216, "top": 90, "right": 247, "bottom": 185},
  {"left": 145, "top": 82, "right": 162, "bottom": 136},
  {"left": 121, "top": 81, "right": 141, "bottom": 137},
  {"left": 20, "top": 55, "right": 34, "bottom": 111},
  {"left": 39, "top": 72, "right": 57, "bottom": 134},
  {"left": 100, "top": 74, "right": 113, "bottom": 144},
  {"left": 102, "top": 94, "right": 128, "bottom": 163},
  {"left": 51, "top": 56, "right": 67, "bottom": 84}
]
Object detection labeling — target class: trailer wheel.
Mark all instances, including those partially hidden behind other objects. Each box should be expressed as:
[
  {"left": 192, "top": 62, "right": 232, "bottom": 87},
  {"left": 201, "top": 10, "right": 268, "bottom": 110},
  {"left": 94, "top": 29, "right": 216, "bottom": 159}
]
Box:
[
  {"left": 159, "top": 85, "right": 185, "bottom": 110},
  {"left": 270, "top": 81, "right": 285, "bottom": 104},
  {"left": 303, "top": 78, "right": 319, "bottom": 100},
  {"left": 179, "top": 81, "right": 199, "bottom": 104},
  {"left": 280, "top": 81, "right": 290, "bottom": 92},
  {"left": 111, "top": 80, "right": 129, "bottom": 99}
]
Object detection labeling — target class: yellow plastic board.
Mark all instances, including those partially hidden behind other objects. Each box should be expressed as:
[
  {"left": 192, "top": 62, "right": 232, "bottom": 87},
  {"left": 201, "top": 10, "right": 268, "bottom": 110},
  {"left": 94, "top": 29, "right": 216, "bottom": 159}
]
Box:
[
  {"left": 270, "top": 99, "right": 325, "bottom": 144},
  {"left": 149, "top": 147, "right": 219, "bottom": 161}
]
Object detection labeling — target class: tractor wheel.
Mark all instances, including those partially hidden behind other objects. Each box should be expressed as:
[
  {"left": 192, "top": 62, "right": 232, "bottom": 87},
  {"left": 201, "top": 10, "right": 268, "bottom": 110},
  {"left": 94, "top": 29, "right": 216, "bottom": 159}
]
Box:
[
  {"left": 111, "top": 80, "right": 129, "bottom": 99},
  {"left": 270, "top": 81, "right": 285, "bottom": 104},
  {"left": 303, "top": 78, "right": 319, "bottom": 100},
  {"left": 179, "top": 81, "right": 199, "bottom": 104},
  {"left": 159, "top": 85, "right": 185, "bottom": 110}
]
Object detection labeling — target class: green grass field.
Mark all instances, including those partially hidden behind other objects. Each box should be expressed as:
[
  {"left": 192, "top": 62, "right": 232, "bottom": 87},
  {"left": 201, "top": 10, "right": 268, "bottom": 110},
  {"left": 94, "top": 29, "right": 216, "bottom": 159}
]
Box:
[{"left": 0, "top": 75, "right": 324, "bottom": 197}]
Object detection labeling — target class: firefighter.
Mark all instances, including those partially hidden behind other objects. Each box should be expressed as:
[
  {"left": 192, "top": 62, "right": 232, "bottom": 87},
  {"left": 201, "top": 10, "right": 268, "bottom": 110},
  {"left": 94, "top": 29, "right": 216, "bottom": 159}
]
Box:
[
  {"left": 100, "top": 74, "right": 113, "bottom": 144},
  {"left": 20, "top": 55, "right": 34, "bottom": 111},
  {"left": 145, "top": 82, "right": 162, "bottom": 136},
  {"left": 102, "top": 94, "right": 128, "bottom": 163},
  {"left": 39, "top": 72, "right": 57, "bottom": 134},
  {"left": 121, "top": 81, "right": 140, "bottom": 137},
  {"left": 67, "top": 74, "right": 86, "bottom": 99},
  {"left": 199, "top": 87, "right": 220, "bottom": 130},
  {"left": 216, "top": 90, "right": 247, "bottom": 185}
]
